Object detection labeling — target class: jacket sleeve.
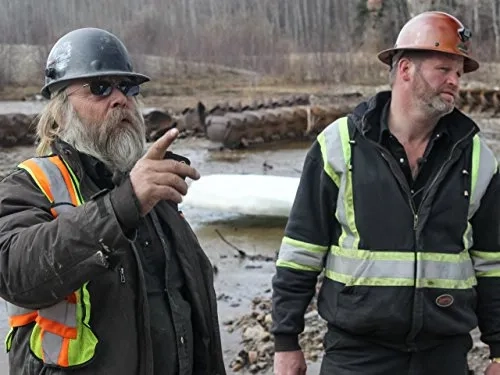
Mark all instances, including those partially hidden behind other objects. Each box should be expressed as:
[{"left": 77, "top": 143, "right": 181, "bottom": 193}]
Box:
[
  {"left": 0, "top": 169, "right": 138, "bottom": 309},
  {"left": 471, "top": 171, "right": 500, "bottom": 358},
  {"left": 271, "top": 140, "right": 338, "bottom": 351}
]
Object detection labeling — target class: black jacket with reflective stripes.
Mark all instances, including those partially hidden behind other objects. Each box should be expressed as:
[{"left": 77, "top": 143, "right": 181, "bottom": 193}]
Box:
[{"left": 271, "top": 91, "right": 500, "bottom": 357}]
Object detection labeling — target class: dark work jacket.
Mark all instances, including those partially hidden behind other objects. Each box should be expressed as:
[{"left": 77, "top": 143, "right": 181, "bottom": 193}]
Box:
[
  {"left": 271, "top": 91, "right": 500, "bottom": 358},
  {"left": 79, "top": 152, "right": 192, "bottom": 375},
  {"left": 0, "top": 140, "right": 226, "bottom": 375}
]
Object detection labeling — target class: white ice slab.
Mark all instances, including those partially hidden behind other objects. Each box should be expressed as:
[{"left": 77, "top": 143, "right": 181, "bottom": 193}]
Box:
[{"left": 181, "top": 174, "right": 300, "bottom": 217}]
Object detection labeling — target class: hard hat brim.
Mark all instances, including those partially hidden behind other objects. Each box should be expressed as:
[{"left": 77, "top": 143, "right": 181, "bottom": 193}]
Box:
[
  {"left": 41, "top": 71, "right": 151, "bottom": 99},
  {"left": 377, "top": 47, "right": 479, "bottom": 74}
]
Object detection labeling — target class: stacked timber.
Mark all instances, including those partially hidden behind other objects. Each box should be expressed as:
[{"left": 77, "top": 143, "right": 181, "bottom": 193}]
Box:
[
  {"left": 205, "top": 104, "right": 352, "bottom": 148},
  {"left": 457, "top": 89, "right": 500, "bottom": 116},
  {"left": 2, "top": 90, "right": 500, "bottom": 149}
]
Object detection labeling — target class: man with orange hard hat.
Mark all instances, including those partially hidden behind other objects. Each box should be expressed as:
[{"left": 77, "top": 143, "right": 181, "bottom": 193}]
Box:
[{"left": 271, "top": 11, "right": 500, "bottom": 375}]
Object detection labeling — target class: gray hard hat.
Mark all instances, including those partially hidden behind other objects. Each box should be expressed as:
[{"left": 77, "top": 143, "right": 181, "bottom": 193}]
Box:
[{"left": 41, "top": 27, "right": 150, "bottom": 99}]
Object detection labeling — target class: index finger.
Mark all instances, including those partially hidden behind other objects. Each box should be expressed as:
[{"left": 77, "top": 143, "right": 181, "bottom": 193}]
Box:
[{"left": 143, "top": 128, "right": 179, "bottom": 160}]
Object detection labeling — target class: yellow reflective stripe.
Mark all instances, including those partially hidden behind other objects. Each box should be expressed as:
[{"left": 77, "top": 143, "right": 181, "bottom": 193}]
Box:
[
  {"left": 332, "top": 245, "right": 414, "bottom": 261},
  {"left": 475, "top": 270, "right": 500, "bottom": 277},
  {"left": 336, "top": 119, "right": 359, "bottom": 249},
  {"left": 325, "top": 270, "right": 413, "bottom": 287},
  {"left": 463, "top": 135, "right": 497, "bottom": 252},
  {"left": 321, "top": 117, "right": 360, "bottom": 250},
  {"left": 463, "top": 223, "right": 473, "bottom": 254},
  {"left": 67, "top": 287, "right": 97, "bottom": 366},
  {"left": 81, "top": 284, "right": 91, "bottom": 326},
  {"left": 418, "top": 251, "right": 471, "bottom": 263},
  {"left": 325, "top": 270, "right": 477, "bottom": 288},
  {"left": 470, "top": 250, "right": 500, "bottom": 277},
  {"left": 61, "top": 158, "right": 84, "bottom": 206},
  {"left": 463, "top": 136, "right": 481, "bottom": 251},
  {"left": 331, "top": 244, "right": 470, "bottom": 263},
  {"left": 317, "top": 132, "right": 339, "bottom": 186},
  {"left": 5, "top": 328, "right": 14, "bottom": 351},
  {"left": 277, "top": 236, "right": 327, "bottom": 271},
  {"left": 470, "top": 135, "right": 481, "bottom": 202},
  {"left": 325, "top": 246, "right": 476, "bottom": 289},
  {"left": 276, "top": 260, "right": 323, "bottom": 272},
  {"left": 417, "top": 277, "right": 477, "bottom": 289},
  {"left": 282, "top": 236, "right": 327, "bottom": 252}
]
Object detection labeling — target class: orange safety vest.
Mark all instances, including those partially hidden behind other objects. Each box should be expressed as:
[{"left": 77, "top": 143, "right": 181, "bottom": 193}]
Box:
[{"left": 5, "top": 155, "right": 97, "bottom": 368}]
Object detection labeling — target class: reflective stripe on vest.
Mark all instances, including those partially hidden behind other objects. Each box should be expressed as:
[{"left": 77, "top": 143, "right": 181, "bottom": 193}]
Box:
[
  {"left": 463, "top": 135, "right": 500, "bottom": 278},
  {"left": 276, "top": 117, "right": 500, "bottom": 287},
  {"left": 5, "top": 155, "right": 97, "bottom": 368},
  {"left": 277, "top": 236, "right": 327, "bottom": 272},
  {"left": 325, "top": 246, "right": 476, "bottom": 289}
]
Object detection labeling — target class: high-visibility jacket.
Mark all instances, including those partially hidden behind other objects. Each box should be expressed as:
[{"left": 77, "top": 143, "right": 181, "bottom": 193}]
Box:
[
  {"left": 271, "top": 91, "right": 500, "bottom": 355},
  {"left": 278, "top": 116, "right": 497, "bottom": 284},
  {"left": 5, "top": 155, "right": 97, "bottom": 368}
]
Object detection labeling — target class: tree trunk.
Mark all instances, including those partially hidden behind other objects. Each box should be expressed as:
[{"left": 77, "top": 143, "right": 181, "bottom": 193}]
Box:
[{"left": 492, "top": 0, "right": 500, "bottom": 59}]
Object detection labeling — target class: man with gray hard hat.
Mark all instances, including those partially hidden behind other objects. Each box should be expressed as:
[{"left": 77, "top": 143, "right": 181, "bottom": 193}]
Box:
[{"left": 0, "top": 27, "right": 225, "bottom": 375}]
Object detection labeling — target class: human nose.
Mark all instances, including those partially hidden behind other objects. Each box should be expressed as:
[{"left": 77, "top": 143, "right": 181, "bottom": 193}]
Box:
[
  {"left": 109, "top": 87, "right": 128, "bottom": 108},
  {"left": 446, "top": 71, "right": 460, "bottom": 89}
]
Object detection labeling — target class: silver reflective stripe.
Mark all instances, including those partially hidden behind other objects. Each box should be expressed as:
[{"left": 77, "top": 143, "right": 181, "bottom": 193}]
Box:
[
  {"left": 471, "top": 251, "right": 500, "bottom": 276},
  {"left": 325, "top": 246, "right": 476, "bottom": 289},
  {"left": 277, "top": 237, "right": 327, "bottom": 271},
  {"left": 32, "top": 158, "right": 75, "bottom": 215},
  {"left": 470, "top": 250, "right": 500, "bottom": 277},
  {"left": 6, "top": 157, "right": 81, "bottom": 366},
  {"left": 5, "top": 302, "right": 34, "bottom": 317},
  {"left": 468, "top": 135, "right": 498, "bottom": 220},
  {"left": 322, "top": 118, "right": 348, "bottom": 186},
  {"left": 38, "top": 300, "right": 77, "bottom": 329},
  {"left": 43, "top": 331, "right": 64, "bottom": 365},
  {"left": 321, "top": 117, "right": 359, "bottom": 249},
  {"left": 464, "top": 136, "right": 497, "bottom": 249}
]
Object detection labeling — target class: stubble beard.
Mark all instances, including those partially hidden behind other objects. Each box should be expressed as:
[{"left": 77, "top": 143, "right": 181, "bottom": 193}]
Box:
[{"left": 414, "top": 69, "right": 455, "bottom": 118}]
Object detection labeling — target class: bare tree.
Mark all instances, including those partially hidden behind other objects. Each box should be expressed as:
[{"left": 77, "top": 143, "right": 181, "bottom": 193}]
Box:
[{"left": 492, "top": 0, "right": 500, "bottom": 59}]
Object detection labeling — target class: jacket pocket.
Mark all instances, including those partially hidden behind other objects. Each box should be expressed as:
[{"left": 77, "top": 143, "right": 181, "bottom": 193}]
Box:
[
  {"left": 422, "top": 287, "right": 477, "bottom": 336},
  {"left": 332, "top": 283, "right": 413, "bottom": 338}
]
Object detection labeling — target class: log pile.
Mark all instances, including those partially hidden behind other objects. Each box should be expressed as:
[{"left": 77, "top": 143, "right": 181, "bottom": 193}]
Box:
[
  {"left": 205, "top": 104, "right": 352, "bottom": 148},
  {"left": 2, "top": 90, "right": 500, "bottom": 149},
  {"left": 457, "top": 89, "right": 500, "bottom": 116}
]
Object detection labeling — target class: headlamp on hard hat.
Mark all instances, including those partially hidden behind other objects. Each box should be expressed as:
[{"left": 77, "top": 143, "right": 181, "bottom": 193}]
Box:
[{"left": 458, "top": 27, "right": 472, "bottom": 43}]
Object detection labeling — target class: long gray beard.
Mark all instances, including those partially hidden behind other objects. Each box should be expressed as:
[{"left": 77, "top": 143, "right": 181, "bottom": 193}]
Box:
[{"left": 60, "top": 105, "right": 146, "bottom": 173}]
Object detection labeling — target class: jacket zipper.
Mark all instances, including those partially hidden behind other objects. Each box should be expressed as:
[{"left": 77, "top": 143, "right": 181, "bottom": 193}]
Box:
[
  {"left": 367, "top": 127, "right": 474, "bottom": 349},
  {"left": 413, "top": 128, "right": 475, "bottom": 220},
  {"left": 369, "top": 127, "right": 474, "bottom": 286},
  {"left": 370, "top": 127, "right": 474, "bottom": 232},
  {"left": 119, "top": 267, "right": 126, "bottom": 283}
]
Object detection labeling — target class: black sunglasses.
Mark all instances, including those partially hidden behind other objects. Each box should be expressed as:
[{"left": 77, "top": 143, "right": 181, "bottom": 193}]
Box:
[{"left": 69, "top": 80, "right": 140, "bottom": 97}]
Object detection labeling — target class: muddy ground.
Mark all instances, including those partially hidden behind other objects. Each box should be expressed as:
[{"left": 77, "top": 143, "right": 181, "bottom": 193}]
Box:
[{"left": 0, "top": 79, "right": 498, "bottom": 373}]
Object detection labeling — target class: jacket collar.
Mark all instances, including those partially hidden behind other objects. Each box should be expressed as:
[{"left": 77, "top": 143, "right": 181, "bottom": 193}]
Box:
[{"left": 349, "top": 90, "right": 479, "bottom": 144}]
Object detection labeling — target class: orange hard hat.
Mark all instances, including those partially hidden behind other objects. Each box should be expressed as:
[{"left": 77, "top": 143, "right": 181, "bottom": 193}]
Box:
[{"left": 377, "top": 11, "right": 479, "bottom": 73}]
